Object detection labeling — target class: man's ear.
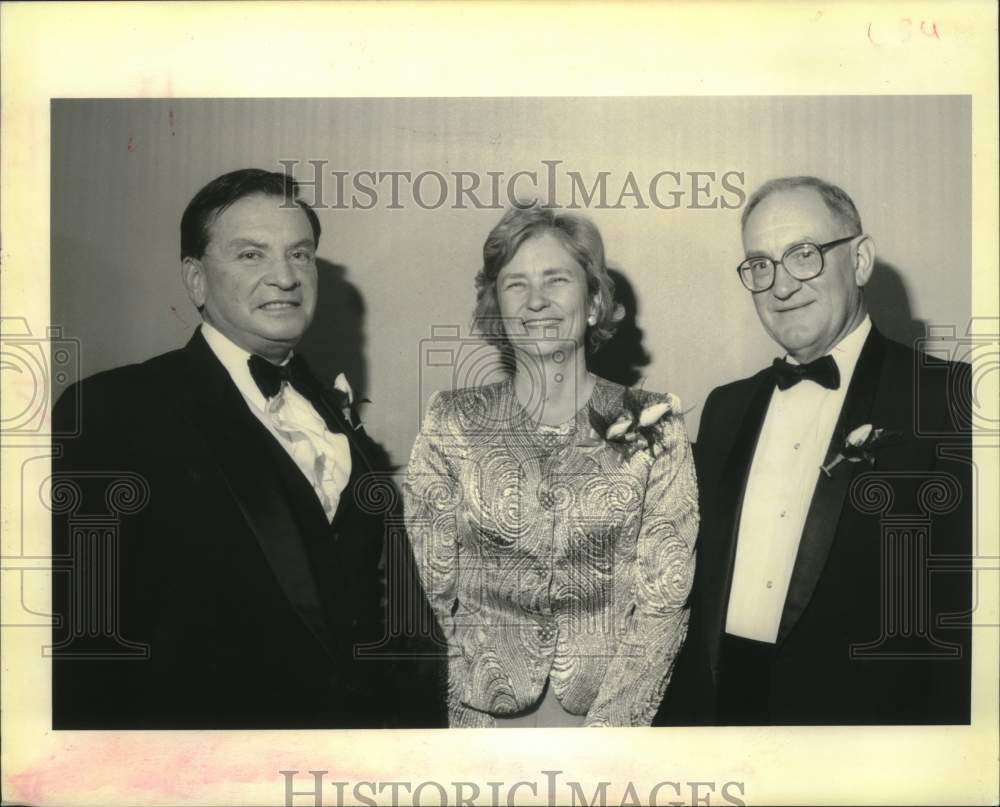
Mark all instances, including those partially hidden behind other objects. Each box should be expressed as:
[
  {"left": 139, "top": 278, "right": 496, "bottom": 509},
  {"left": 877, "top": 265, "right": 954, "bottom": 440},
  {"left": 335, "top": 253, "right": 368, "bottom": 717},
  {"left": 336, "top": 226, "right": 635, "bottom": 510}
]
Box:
[
  {"left": 854, "top": 235, "right": 876, "bottom": 288},
  {"left": 181, "top": 257, "right": 206, "bottom": 309}
]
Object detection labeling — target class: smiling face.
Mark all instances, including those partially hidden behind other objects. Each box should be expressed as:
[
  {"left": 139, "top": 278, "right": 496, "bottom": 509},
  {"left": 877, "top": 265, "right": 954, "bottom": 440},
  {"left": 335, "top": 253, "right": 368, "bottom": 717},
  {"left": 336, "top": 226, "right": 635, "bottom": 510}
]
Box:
[
  {"left": 496, "top": 230, "right": 596, "bottom": 359},
  {"left": 182, "top": 193, "right": 318, "bottom": 361},
  {"left": 743, "top": 186, "right": 873, "bottom": 362}
]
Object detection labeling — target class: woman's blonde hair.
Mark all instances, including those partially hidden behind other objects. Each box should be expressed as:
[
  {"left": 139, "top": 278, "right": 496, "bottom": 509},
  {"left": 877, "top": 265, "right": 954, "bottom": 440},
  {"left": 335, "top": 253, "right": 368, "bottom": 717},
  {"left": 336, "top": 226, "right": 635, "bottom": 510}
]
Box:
[{"left": 473, "top": 202, "right": 623, "bottom": 357}]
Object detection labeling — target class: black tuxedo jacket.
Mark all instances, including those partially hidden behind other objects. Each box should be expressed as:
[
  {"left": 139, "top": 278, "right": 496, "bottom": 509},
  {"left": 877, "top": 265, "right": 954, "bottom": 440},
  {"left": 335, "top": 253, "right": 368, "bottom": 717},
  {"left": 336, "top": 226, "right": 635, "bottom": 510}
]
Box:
[
  {"left": 51, "top": 329, "right": 442, "bottom": 729},
  {"left": 657, "top": 327, "right": 972, "bottom": 725}
]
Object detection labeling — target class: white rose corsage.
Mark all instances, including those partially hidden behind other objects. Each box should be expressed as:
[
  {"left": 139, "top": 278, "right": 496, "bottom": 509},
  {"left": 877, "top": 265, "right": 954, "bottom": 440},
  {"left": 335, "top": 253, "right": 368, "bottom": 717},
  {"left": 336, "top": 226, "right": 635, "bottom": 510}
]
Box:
[{"left": 582, "top": 386, "right": 679, "bottom": 461}]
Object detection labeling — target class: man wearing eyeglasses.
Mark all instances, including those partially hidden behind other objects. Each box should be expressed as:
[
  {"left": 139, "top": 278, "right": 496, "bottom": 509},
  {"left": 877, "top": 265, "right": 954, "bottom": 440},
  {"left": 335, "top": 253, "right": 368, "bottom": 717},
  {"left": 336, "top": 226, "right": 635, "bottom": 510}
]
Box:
[{"left": 657, "top": 176, "right": 971, "bottom": 725}]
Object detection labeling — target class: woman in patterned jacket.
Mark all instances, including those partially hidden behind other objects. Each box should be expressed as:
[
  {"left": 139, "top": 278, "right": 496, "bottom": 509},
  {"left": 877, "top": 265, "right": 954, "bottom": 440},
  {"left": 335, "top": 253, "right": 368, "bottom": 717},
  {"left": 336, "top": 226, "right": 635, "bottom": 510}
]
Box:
[{"left": 403, "top": 203, "right": 698, "bottom": 727}]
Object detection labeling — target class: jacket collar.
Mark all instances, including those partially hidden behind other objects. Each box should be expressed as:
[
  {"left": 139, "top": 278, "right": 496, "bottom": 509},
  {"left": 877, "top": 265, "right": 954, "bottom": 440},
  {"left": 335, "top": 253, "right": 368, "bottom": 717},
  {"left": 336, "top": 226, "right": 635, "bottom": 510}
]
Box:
[
  {"left": 179, "top": 328, "right": 341, "bottom": 659},
  {"left": 707, "top": 326, "right": 890, "bottom": 666},
  {"left": 776, "top": 326, "right": 887, "bottom": 642}
]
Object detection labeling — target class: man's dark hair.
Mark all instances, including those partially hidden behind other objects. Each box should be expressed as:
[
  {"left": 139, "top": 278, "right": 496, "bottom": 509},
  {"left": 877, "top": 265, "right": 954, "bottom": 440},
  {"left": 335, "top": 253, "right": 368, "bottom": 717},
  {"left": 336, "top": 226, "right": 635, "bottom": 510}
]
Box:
[
  {"left": 180, "top": 168, "right": 321, "bottom": 260},
  {"left": 741, "top": 175, "right": 863, "bottom": 236}
]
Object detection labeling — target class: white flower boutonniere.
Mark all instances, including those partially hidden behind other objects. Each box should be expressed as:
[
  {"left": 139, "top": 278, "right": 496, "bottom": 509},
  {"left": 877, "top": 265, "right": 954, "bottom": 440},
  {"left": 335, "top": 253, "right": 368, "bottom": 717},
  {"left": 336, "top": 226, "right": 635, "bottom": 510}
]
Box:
[
  {"left": 330, "top": 372, "right": 368, "bottom": 431},
  {"left": 333, "top": 372, "right": 353, "bottom": 403},
  {"left": 821, "top": 423, "right": 903, "bottom": 477}
]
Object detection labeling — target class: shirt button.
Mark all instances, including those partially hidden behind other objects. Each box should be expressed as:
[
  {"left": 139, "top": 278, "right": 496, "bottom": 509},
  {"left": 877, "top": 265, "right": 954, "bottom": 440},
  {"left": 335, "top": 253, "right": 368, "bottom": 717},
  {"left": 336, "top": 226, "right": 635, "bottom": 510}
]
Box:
[
  {"left": 780, "top": 510, "right": 786, "bottom": 518},
  {"left": 766, "top": 580, "right": 774, "bottom": 589},
  {"left": 793, "top": 442, "right": 801, "bottom": 450}
]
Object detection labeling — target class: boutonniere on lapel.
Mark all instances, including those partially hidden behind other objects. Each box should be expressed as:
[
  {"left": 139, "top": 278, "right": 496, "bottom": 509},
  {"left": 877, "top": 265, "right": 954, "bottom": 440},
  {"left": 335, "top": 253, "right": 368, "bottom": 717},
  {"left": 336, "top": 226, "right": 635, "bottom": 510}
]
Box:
[
  {"left": 327, "top": 373, "right": 369, "bottom": 432},
  {"left": 580, "top": 386, "right": 678, "bottom": 461},
  {"left": 821, "top": 423, "right": 903, "bottom": 477}
]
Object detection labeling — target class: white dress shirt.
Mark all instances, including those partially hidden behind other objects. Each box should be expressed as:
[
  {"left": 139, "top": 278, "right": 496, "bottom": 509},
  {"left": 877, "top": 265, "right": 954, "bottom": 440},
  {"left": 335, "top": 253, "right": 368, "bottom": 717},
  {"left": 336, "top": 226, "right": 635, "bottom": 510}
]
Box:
[
  {"left": 201, "top": 323, "right": 351, "bottom": 522},
  {"left": 726, "top": 316, "right": 871, "bottom": 643}
]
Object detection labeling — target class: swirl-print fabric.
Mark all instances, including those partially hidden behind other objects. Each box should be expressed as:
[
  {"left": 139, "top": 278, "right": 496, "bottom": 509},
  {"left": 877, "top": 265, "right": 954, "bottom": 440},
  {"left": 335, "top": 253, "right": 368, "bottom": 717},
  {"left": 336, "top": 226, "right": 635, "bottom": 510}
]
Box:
[{"left": 403, "top": 376, "right": 698, "bottom": 727}]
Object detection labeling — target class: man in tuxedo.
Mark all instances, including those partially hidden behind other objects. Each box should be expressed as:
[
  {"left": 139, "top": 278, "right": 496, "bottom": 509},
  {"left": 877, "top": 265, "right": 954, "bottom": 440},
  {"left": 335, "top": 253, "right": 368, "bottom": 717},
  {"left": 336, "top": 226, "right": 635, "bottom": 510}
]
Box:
[
  {"left": 51, "top": 168, "right": 440, "bottom": 728},
  {"left": 657, "top": 176, "right": 972, "bottom": 725}
]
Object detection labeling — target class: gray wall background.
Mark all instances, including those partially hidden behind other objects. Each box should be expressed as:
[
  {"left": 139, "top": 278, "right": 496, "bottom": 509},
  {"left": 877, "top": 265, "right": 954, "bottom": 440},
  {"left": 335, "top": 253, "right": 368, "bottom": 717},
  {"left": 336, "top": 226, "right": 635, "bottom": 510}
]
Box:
[{"left": 52, "top": 97, "right": 970, "bottom": 466}]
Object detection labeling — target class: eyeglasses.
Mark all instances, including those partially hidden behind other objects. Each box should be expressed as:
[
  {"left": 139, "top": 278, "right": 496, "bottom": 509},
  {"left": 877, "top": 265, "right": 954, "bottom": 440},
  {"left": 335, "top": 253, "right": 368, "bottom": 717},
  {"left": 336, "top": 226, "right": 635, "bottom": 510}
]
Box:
[{"left": 737, "top": 234, "right": 860, "bottom": 293}]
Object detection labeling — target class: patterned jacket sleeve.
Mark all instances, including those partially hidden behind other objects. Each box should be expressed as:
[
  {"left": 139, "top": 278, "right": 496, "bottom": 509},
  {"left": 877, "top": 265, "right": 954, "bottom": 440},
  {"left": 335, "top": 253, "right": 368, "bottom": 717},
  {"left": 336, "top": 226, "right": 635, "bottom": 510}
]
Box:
[
  {"left": 403, "top": 391, "right": 490, "bottom": 726},
  {"left": 403, "top": 390, "right": 462, "bottom": 627},
  {"left": 584, "top": 408, "right": 699, "bottom": 726}
]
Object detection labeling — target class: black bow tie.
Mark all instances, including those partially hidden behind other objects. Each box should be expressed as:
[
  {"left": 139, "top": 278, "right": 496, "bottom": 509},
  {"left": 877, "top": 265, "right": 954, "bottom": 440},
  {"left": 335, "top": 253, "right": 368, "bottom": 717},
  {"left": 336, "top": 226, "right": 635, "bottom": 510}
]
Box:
[
  {"left": 771, "top": 355, "right": 840, "bottom": 391},
  {"left": 248, "top": 353, "right": 308, "bottom": 399}
]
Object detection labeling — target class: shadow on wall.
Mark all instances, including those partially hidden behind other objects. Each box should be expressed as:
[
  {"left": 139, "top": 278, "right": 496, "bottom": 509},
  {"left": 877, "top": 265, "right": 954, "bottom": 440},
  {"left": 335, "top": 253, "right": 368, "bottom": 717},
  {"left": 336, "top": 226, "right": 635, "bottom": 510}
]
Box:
[
  {"left": 299, "top": 262, "right": 448, "bottom": 722},
  {"left": 298, "top": 258, "right": 927, "bottom": 413},
  {"left": 299, "top": 258, "right": 369, "bottom": 398},
  {"left": 866, "top": 258, "right": 928, "bottom": 351},
  {"left": 589, "top": 268, "right": 652, "bottom": 387},
  {"left": 588, "top": 260, "right": 930, "bottom": 394},
  {"left": 299, "top": 258, "right": 398, "bottom": 476}
]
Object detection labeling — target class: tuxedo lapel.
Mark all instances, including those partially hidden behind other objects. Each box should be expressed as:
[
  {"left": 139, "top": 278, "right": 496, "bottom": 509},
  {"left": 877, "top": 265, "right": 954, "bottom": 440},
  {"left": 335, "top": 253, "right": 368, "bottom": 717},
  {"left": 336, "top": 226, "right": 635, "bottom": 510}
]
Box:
[
  {"left": 777, "top": 329, "right": 887, "bottom": 643},
  {"left": 180, "top": 331, "right": 338, "bottom": 659},
  {"left": 705, "top": 372, "right": 777, "bottom": 676},
  {"left": 293, "top": 364, "right": 371, "bottom": 463},
  {"left": 291, "top": 359, "right": 377, "bottom": 525}
]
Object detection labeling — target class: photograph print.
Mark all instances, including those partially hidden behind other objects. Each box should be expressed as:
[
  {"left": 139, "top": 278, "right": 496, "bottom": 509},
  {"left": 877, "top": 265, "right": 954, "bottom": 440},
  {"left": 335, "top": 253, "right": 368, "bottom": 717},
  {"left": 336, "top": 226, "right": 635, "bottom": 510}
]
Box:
[{"left": 45, "top": 96, "right": 975, "bottom": 731}]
